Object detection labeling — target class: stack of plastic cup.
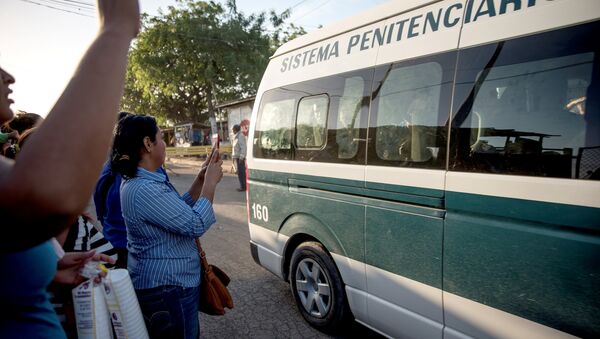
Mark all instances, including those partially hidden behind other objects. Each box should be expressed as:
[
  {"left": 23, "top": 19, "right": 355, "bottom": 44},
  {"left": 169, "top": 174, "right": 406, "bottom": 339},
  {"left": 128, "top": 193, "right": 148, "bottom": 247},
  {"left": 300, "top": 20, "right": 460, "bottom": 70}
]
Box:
[
  {"left": 72, "top": 280, "right": 114, "bottom": 339},
  {"left": 102, "top": 269, "right": 149, "bottom": 339}
]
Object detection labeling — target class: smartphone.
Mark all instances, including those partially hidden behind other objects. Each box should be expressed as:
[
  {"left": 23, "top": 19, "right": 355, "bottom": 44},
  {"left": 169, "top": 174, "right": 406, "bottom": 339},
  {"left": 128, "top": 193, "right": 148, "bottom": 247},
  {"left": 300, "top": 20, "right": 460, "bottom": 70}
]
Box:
[{"left": 212, "top": 133, "right": 220, "bottom": 161}]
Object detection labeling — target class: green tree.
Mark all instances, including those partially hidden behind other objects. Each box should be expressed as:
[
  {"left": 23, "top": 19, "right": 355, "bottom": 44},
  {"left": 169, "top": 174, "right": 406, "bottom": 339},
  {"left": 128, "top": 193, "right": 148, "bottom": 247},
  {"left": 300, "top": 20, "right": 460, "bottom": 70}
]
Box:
[{"left": 122, "top": 0, "right": 306, "bottom": 125}]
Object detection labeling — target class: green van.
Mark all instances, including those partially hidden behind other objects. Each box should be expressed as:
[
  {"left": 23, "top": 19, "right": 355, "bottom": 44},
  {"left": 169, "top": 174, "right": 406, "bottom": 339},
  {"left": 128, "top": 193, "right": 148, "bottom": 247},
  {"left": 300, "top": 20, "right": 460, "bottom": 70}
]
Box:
[{"left": 247, "top": 0, "right": 600, "bottom": 337}]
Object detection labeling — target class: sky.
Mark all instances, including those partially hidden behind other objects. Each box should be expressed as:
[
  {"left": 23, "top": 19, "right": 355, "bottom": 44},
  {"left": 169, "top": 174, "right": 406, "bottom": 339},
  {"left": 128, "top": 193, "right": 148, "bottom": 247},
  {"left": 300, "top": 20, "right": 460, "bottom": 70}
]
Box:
[{"left": 0, "top": 0, "right": 389, "bottom": 117}]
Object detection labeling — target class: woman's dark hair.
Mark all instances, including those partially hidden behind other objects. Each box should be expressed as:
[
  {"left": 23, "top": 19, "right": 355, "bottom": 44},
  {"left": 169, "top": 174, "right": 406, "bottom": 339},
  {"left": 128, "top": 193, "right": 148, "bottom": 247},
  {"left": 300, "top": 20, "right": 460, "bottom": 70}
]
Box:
[
  {"left": 110, "top": 115, "right": 158, "bottom": 178},
  {"left": 8, "top": 112, "right": 43, "bottom": 134},
  {"left": 118, "top": 111, "right": 132, "bottom": 121}
]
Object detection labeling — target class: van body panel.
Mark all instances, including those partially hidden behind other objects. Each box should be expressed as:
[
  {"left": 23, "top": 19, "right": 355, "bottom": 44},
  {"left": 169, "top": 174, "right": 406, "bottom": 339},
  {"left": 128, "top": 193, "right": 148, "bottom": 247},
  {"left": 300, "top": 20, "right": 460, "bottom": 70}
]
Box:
[
  {"left": 446, "top": 172, "right": 600, "bottom": 210},
  {"left": 443, "top": 292, "right": 578, "bottom": 339},
  {"left": 445, "top": 16, "right": 600, "bottom": 337},
  {"left": 252, "top": 167, "right": 446, "bottom": 211},
  {"left": 363, "top": 26, "right": 459, "bottom": 328},
  {"left": 459, "top": 0, "right": 600, "bottom": 49},
  {"left": 249, "top": 174, "right": 366, "bottom": 263},
  {"left": 366, "top": 293, "right": 443, "bottom": 339},
  {"left": 262, "top": 22, "right": 381, "bottom": 93},
  {"left": 272, "top": 0, "right": 442, "bottom": 58},
  {"left": 365, "top": 260, "right": 444, "bottom": 324},
  {"left": 374, "top": 0, "right": 466, "bottom": 66},
  {"left": 345, "top": 287, "right": 370, "bottom": 327},
  {"left": 278, "top": 213, "right": 348, "bottom": 258},
  {"left": 248, "top": 224, "right": 288, "bottom": 279},
  {"left": 249, "top": 160, "right": 365, "bottom": 184},
  {"left": 331, "top": 253, "right": 368, "bottom": 295},
  {"left": 365, "top": 167, "right": 446, "bottom": 196},
  {"left": 444, "top": 186, "right": 600, "bottom": 336},
  {"left": 366, "top": 207, "right": 443, "bottom": 288}
]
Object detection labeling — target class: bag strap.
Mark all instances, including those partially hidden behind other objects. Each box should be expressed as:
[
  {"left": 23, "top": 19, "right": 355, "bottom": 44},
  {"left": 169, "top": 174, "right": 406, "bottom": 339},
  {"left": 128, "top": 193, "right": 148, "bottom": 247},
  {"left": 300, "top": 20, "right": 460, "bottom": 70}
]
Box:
[{"left": 195, "top": 238, "right": 210, "bottom": 272}]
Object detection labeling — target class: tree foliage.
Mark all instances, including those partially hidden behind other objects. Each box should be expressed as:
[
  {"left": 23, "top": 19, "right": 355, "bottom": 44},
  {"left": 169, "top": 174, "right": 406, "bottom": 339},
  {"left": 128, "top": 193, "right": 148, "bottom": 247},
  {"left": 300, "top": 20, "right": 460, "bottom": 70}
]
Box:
[{"left": 122, "top": 0, "right": 306, "bottom": 125}]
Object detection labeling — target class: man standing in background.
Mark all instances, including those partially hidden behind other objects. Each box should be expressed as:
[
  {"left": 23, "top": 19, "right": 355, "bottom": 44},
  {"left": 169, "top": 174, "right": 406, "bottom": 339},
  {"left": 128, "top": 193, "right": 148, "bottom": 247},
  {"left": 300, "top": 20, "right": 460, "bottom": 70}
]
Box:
[{"left": 232, "top": 124, "right": 247, "bottom": 192}]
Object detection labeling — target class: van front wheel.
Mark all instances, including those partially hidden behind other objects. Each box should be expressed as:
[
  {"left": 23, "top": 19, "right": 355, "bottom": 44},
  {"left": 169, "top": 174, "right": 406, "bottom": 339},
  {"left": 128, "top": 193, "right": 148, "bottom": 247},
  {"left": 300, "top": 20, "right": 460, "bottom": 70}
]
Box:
[{"left": 289, "top": 241, "right": 349, "bottom": 333}]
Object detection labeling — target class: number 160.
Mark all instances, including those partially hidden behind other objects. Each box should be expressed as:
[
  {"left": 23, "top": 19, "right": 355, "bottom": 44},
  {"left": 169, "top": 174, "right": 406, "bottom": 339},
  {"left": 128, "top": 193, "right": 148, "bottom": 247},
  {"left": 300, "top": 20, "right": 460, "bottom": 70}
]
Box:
[{"left": 251, "top": 203, "right": 269, "bottom": 222}]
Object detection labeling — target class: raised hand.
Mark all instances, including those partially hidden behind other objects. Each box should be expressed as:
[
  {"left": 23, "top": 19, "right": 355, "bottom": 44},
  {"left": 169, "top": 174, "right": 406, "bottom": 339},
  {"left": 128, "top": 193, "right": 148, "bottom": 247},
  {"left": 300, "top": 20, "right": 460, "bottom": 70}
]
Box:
[
  {"left": 197, "top": 146, "right": 218, "bottom": 179},
  {"left": 97, "top": 0, "right": 140, "bottom": 39},
  {"left": 200, "top": 147, "right": 223, "bottom": 202},
  {"left": 205, "top": 147, "right": 223, "bottom": 185}
]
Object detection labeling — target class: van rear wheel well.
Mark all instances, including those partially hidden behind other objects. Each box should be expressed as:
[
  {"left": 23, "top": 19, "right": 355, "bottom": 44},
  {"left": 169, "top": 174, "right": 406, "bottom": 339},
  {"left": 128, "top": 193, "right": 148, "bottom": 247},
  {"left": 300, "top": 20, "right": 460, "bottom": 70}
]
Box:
[{"left": 283, "top": 233, "right": 320, "bottom": 282}]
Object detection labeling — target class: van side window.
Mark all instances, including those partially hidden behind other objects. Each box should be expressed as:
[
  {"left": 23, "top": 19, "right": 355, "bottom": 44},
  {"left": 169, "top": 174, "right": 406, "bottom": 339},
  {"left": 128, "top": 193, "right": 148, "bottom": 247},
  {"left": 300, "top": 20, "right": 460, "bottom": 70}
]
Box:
[
  {"left": 253, "top": 90, "right": 296, "bottom": 160},
  {"left": 450, "top": 21, "right": 600, "bottom": 180},
  {"left": 367, "top": 52, "right": 455, "bottom": 169},
  {"left": 254, "top": 70, "right": 372, "bottom": 163},
  {"left": 336, "top": 77, "right": 365, "bottom": 159},
  {"left": 296, "top": 95, "right": 329, "bottom": 149},
  {"left": 288, "top": 69, "right": 373, "bottom": 164}
]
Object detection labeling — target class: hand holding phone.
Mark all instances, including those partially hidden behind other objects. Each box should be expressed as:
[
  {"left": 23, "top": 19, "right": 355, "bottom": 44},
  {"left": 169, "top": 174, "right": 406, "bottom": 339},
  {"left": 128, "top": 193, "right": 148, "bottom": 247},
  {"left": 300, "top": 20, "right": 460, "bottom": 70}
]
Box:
[
  {"left": 204, "top": 147, "right": 223, "bottom": 185},
  {"left": 199, "top": 145, "right": 218, "bottom": 179}
]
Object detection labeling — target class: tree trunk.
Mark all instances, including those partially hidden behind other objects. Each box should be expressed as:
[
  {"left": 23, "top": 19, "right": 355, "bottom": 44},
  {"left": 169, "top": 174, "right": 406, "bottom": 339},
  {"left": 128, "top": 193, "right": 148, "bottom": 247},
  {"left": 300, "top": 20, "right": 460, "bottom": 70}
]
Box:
[
  {"left": 205, "top": 83, "right": 219, "bottom": 136},
  {"left": 205, "top": 83, "right": 215, "bottom": 120}
]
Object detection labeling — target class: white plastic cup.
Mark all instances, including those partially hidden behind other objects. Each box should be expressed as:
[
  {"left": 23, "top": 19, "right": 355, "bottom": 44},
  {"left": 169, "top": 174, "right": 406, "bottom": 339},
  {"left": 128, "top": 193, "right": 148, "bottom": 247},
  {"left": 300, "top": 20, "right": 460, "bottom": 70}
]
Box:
[{"left": 103, "top": 269, "right": 149, "bottom": 339}]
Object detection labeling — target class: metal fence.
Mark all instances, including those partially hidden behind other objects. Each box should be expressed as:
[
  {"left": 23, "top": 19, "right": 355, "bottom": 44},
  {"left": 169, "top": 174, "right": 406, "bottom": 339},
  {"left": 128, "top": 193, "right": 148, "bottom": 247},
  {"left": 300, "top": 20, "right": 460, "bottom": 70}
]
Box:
[{"left": 165, "top": 145, "right": 232, "bottom": 159}]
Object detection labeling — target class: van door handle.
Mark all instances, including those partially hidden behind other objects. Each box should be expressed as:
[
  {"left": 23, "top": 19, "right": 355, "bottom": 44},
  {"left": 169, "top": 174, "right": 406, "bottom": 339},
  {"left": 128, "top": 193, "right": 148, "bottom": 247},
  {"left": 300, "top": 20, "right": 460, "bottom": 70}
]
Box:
[{"left": 353, "top": 138, "right": 371, "bottom": 142}]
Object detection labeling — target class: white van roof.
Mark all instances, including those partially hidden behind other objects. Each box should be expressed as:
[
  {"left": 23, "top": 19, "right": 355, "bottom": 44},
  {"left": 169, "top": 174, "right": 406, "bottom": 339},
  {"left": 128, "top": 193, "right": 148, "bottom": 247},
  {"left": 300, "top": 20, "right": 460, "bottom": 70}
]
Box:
[{"left": 272, "top": 0, "right": 440, "bottom": 58}]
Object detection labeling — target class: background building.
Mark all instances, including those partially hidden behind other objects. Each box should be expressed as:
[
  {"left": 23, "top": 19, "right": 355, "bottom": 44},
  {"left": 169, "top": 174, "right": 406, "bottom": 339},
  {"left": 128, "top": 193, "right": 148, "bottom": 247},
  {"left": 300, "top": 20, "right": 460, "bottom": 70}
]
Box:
[{"left": 216, "top": 96, "right": 255, "bottom": 144}]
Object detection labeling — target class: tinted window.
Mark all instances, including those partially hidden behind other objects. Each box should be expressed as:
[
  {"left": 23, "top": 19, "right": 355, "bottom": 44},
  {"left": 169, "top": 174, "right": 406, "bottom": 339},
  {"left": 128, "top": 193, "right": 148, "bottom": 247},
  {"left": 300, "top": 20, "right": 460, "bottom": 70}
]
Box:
[
  {"left": 450, "top": 21, "right": 600, "bottom": 180},
  {"left": 336, "top": 77, "right": 365, "bottom": 159},
  {"left": 367, "top": 52, "right": 456, "bottom": 169},
  {"left": 296, "top": 71, "right": 371, "bottom": 164},
  {"left": 253, "top": 91, "right": 295, "bottom": 160},
  {"left": 296, "top": 95, "right": 329, "bottom": 149},
  {"left": 254, "top": 68, "right": 372, "bottom": 164}
]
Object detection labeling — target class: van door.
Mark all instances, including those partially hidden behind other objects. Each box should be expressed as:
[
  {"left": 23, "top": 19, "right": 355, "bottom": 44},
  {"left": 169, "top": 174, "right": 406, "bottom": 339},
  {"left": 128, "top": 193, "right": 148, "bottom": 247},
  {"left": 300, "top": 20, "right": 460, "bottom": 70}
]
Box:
[
  {"left": 444, "top": 13, "right": 600, "bottom": 339},
  {"left": 363, "top": 1, "right": 463, "bottom": 336}
]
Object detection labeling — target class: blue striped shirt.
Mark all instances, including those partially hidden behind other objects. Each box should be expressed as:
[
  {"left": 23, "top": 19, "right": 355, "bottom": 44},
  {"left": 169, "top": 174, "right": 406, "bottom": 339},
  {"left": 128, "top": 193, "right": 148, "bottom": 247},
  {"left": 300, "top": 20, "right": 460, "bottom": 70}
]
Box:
[{"left": 120, "top": 167, "right": 216, "bottom": 289}]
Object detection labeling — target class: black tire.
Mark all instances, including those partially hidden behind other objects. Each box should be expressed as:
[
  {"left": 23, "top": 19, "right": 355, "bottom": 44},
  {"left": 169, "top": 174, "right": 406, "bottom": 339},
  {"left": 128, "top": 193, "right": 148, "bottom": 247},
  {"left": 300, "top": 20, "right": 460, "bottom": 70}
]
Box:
[{"left": 289, "top": 241, "right": 350, "bottom": 333}]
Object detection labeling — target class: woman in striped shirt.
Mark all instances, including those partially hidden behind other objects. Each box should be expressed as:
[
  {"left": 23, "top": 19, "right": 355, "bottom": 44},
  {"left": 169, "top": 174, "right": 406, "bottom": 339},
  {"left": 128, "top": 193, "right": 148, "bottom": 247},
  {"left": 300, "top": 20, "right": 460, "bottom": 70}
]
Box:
[{"left": 111, "top": 115, "right": 223, "bottom": 338}]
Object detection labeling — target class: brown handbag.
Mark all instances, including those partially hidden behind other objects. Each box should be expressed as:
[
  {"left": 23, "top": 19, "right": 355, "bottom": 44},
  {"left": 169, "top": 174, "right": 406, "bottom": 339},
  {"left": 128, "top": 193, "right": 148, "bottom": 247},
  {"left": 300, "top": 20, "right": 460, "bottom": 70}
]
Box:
[{"left": 195, "top": 238, "right": 234, "bottom": 315}]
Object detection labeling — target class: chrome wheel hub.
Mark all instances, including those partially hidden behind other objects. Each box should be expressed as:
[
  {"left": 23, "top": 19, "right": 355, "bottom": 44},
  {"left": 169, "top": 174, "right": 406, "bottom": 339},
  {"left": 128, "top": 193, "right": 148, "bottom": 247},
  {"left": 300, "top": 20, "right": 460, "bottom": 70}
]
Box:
[{"left": 295, "top": 258, "right": 332, "bottom": 318}]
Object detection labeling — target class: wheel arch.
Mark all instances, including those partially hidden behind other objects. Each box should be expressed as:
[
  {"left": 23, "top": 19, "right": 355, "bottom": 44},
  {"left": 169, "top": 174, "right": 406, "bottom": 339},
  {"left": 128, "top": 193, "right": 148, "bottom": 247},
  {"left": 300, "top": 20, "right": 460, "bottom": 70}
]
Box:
[{"left": 279, "top": 213, "right": 346, "bottom": 282}]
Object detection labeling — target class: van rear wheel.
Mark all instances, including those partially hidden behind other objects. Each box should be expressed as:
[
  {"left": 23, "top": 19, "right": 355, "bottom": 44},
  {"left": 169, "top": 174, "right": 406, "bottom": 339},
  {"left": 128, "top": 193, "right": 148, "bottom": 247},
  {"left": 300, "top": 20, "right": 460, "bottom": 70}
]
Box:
[{"left": 289, "top": 241, "right": 349, "bottom": 333}]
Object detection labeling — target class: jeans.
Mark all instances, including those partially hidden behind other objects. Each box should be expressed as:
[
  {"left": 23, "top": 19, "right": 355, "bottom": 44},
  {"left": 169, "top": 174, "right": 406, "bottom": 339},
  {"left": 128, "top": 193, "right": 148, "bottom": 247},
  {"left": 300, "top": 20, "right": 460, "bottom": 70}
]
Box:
[
  {"left": 235, "top": 158, "right": 246, "bottom": 190},
  {"left": 135, "top": 285, "right": 200, "bottom": 339}
]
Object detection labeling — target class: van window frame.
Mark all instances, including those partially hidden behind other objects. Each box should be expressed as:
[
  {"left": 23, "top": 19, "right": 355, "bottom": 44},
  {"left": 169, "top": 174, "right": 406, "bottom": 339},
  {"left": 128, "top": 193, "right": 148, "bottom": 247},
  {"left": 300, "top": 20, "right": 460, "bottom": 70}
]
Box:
[
  {"left": 254, "top": 68, "right": 374, "bottom": 164},
  {"left": 294, "top": 94, "right": 331, "bottom": 151},
  {"left": 449, "top": 20, "right": 600, "bottom": 180},
  {"left": 366, "top": 51, "right": 457, "bottom": 170}
]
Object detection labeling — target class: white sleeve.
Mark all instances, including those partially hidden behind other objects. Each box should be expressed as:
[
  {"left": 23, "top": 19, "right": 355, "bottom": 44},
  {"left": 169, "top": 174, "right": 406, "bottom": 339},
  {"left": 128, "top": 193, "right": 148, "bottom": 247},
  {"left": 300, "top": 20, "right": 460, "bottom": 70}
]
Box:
[{"left": 51, "top": 238, "right": 65, "bottom": 260}]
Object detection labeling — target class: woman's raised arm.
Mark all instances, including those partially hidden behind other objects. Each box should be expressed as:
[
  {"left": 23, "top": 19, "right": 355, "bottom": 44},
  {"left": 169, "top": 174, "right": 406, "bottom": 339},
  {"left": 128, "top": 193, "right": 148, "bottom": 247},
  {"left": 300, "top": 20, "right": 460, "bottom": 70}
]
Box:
[{"left": 0, "top": 0, "right": 140, "bottom": 251}]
